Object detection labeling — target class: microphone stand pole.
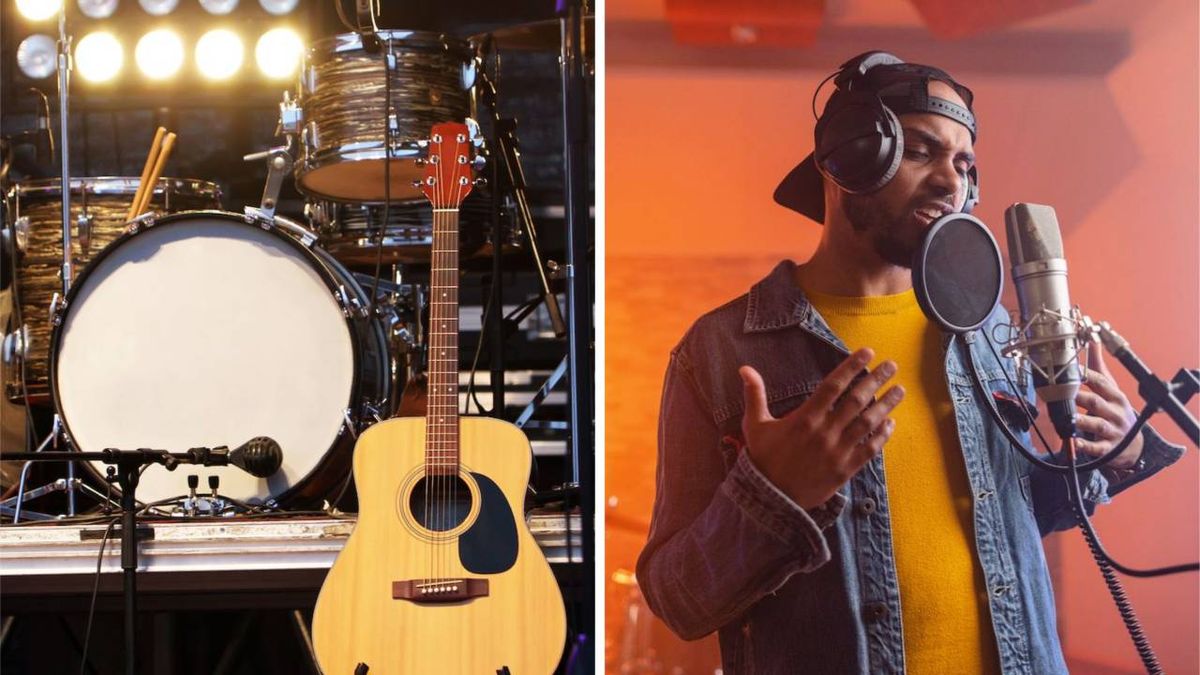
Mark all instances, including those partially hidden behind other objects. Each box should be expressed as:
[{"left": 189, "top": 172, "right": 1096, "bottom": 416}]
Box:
[
  {"left": 54, "top": 4, "right": 79, "bottom": 517},
  {"left": 3, "top": 448, "right": 240, "bottom": 675},
  {"left": 1094, "top": 322, "right": 1199, "bottom": 445}
]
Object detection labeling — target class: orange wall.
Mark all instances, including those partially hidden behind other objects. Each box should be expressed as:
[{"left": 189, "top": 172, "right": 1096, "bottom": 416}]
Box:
[{"left": 605, "top": 0, "right": 1199, "bottom": 671}]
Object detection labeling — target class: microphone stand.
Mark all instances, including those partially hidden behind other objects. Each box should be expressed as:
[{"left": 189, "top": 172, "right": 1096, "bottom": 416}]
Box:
[
  {"left": 3, "top": 448, "right": 244, "bottom": 675},
  {"left": 1092, "top": 321, "right": 1199, "bottom": 445}
]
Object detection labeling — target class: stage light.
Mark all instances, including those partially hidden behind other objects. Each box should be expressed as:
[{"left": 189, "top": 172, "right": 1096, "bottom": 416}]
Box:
[
  {"left": 77, "top": 0, "right": 118, "bottom": 19},
  {"left": 199, "top": 0, "right": 238, "bottom": 14},
  {"left": 255, "top": 28, "right": 302, "bottom": 79},
  {"left": 138, "top": 0, "right": 178, "bottom": 16},
  {"left": 136, "top": 29, "right": 183, "bottom": 80},
  {"left": 17, "top": 34, "right": 57, "bottom": 79},
  {"left": 75, "top": 32, "right": 123, "bottom": 83},
  {"left": 16, "top": 0, "right": 62, "bottom": 21},
  {"left": 258, "top": 0, "right": 297, "bottom": 16},
  {"left": 196, "top": 29, "right": 243, "bottom": 80}
]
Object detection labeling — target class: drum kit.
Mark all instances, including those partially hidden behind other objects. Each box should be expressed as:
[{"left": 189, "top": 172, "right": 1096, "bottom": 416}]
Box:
[{"left": 1, "top": 17, "right": 590, "bottom": 520}]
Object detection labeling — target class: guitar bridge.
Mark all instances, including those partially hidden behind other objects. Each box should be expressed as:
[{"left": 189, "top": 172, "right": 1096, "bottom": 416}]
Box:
[{"left": 393, "top": 578, "right": 489, "bottom": 604}]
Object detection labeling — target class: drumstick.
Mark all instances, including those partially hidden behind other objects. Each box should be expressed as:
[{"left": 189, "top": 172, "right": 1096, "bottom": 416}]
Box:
[
  {"left": 133, "top": 132, "right": 176, "bottom": 218},
  {"left": 127, "top": 126, "right": 167, "bottom": 221}
]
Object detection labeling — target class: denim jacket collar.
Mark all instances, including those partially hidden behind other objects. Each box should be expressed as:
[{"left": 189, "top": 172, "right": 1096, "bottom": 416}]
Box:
[{"left": 744, "top": 260, "right": 846, "bottom": 349}]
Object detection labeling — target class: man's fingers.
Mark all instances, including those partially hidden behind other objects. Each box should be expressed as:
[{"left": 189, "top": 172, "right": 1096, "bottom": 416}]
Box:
[
  {"left": 839, "top": 384, "right": 905, "bottom": 447},
  {"left": 1077, "top": 391, "right": 1131, "bottom": 429},
  {"left": 805, "top": 348, "right": 874, "bottom": 413},
  {"left": 1076, "top": 413, "right": 1119, "bottom": 441},
  {"left": 739, "top": 366, "right": 773, "bottom": 424},
  {"left": 830, "top": 360, "right": 899, "bottom": 431},
  {"left": 1080, "top": 364, "right": 1129, "bottom": 409},
  {"left": 849, "top": 417, "right": 896, "bottom": 469}
]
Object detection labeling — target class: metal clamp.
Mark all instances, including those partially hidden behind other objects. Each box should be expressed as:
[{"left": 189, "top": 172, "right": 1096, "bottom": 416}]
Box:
[
  {"left": 76, "top": 212, "right": 93, "bottom": 253},
  {"left": 279, "top": 91, "right": 304, "bottom": 134},
  {"left": 243, "top": 137, "right": 295, "bottom": 218}
]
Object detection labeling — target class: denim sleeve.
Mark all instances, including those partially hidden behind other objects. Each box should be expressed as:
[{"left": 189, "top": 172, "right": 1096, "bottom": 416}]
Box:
[
  {"left": 1028, "top": 424, "right": 1185, "bottom": 536},
  {"left": 635, "top": 354, "right": 846, "bottom": 641}
]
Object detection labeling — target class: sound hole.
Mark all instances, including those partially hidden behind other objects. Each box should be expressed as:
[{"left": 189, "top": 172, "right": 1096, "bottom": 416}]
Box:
[{"left": 409, "top": 475, "right": 472, "bottom": 532}]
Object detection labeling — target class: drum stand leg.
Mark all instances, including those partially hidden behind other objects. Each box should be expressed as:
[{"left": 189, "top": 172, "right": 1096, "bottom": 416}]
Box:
[{"left": 6, "top": 415, "right": 84, "bottom": 522}]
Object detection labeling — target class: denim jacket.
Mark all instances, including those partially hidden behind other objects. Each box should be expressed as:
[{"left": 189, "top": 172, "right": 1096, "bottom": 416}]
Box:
[{"left": 636, "top": 260, "right": 1183, "bottom": 675}]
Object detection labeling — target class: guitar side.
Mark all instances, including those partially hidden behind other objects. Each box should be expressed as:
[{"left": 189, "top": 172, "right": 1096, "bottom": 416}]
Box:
[{"left": 312, "top": 416, "right": 567, "bottom": 674}]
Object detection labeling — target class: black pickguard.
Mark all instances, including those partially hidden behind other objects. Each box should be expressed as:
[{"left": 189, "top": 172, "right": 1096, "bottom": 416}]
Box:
[{"left": 459, "top": 472, "right": 518, "bottom": 574}]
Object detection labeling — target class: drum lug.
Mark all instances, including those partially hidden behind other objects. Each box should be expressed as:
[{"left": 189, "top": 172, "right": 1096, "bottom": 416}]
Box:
[
  {"left": 49, "top": 293, "right": 67, "bottom": 326},
  {"left": 1, "top": 324, "right": 29, "bottom": 364},
  {"left": 279, "top": 91, "right": 304, "bottom": 135},
  {"left": 13, "top": 216, "right": 30, "bottom": 254},
  {"left": 126, "top": 211, "right": 156, "bottom": 233},
  {"left": 333, "top": 285, "right": 368, "bottom": 319},
  {"left": 340, "top": 409, "right": 358, "bottom": 439},
  {"left": 76, "top": 213, "right": 93, "bottom": 253}
]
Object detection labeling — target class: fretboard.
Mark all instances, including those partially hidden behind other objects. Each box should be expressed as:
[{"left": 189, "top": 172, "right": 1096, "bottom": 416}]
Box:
[{"left": 426, "top": 208, "right": 460, "bottom": 475}]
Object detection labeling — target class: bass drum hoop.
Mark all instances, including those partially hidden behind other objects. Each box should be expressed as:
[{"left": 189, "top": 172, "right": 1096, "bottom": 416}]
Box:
[{"left": 47, "top": 210, "right": 389, "bottom": 507}]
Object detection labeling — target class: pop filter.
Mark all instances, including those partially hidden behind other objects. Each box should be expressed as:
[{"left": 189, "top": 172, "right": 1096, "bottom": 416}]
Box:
[{"left": 912, "top": 213, "right": 1004, "bottom": 334}]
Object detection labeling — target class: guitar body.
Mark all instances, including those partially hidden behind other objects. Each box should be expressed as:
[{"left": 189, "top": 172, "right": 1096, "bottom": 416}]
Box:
[{"left": 312, "top": 416, "right": 567, "bottom": 674}]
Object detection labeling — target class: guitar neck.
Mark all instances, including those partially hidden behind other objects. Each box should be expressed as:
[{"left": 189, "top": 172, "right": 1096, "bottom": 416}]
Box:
[{"left": 426, "top": 208, "right": 460, "bottom": 475}]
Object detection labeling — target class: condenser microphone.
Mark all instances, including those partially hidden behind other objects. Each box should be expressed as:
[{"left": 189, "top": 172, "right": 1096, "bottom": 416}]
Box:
[{"left": 1004, "top": 203, "right": 1082, "bottom": 439}]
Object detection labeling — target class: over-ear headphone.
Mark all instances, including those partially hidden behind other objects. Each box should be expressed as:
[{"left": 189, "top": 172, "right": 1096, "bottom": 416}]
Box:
[{"left": 813, "top": 51, "right": 980, "bottom": 214}]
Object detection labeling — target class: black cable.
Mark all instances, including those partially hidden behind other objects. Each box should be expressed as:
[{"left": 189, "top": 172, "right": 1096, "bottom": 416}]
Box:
[
  {"left": 366, "top": 37, "right": 393, "bottom": 318},
  {"left": 964, "top": 329, "right": 1200, "bottom": 569},
  {"left": 810, "top": 70, "right": 839, "bottom": 121},
  {"left": 1065, "top": 441, "right": 1198, "bottom": 578},
  {"left": 464, "top": 284, "right": 496, "bottom": 415},
  {"left": 970, "top": 333, "right": 1145, "bottom": 473},
  {"left": 333, "top": 0, "right": 357, "bottom": 32},
  {"left": 1065, "top": 440, "right": 1165, "bottom": 675},
  {"left": 79, "top": 516, "right": 118, "bottom": 675}
]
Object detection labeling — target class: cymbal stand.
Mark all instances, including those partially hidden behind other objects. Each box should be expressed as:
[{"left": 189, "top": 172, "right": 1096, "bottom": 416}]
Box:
[{"left": 475, "top": 59, "right": 567, "bottom": 340}]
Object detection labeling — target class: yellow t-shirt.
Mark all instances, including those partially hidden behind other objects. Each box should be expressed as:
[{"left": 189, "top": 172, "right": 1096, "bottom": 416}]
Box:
[{"left": 802, "top": 283, "right": 1000, "bottom": 675}]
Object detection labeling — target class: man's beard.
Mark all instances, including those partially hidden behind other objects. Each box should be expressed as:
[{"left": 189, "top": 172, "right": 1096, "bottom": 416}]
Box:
[{"left": 843, "top": 193, "right": 921, "bottom": 268}]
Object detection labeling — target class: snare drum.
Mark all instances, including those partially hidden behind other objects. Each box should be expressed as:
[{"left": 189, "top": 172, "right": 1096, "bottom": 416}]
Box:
[
  {"left": 3, "top": 177, "right": 222, "bottom": 404},
  {"left": 49, "top": 210, "right": 390, "bottom": 506},
  {"left": 295, "top": 30, "right": 476, "bottom": 202}
]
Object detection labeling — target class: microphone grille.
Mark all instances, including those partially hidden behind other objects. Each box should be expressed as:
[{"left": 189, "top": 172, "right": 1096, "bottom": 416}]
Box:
[{"left": 1004, "top": 203, "right": 1064, "bottom": 265}]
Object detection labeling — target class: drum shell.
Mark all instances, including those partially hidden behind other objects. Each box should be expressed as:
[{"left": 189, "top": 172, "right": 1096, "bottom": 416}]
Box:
[
  {"left": 296, "top": 30, "right": 476, "bottom": 203},
  {"left": 47, "top": 210, "right": 390, "bottom": 507},
  {"left": 307, "top": 189, "right": 519, "bottom": 266},
  {"left": 4, "top": 177, "right": 223, "bottom": 405}
]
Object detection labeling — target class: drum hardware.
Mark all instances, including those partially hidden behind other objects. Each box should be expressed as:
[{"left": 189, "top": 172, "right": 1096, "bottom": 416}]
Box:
[
  {"left": 48, "top": 210, "right": 391, "bottom": 507},
  {"left": 474, "top": 55, "right": 566, "bottom": 339},
  {"left": 4, "top": 176, "right": 224, "bottom": 407},
  {"left": 243, "top": 135, "right": 296, "bottom": 219},
  {"left": 292, "top": 30, "right": 477, "bottom": 203},
  {"left": 2, "top": 444, "right": 285, "bottom": 675}
]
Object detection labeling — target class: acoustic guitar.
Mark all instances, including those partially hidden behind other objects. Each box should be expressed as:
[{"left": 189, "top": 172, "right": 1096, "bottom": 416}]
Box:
[{"left": 312, "top": 122, "right": 567, "bottom": 674}]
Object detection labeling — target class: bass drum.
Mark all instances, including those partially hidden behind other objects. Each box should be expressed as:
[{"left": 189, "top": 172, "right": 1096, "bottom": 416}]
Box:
[{"left": 49, "top": 211, "right": 390, "bottom": 507}]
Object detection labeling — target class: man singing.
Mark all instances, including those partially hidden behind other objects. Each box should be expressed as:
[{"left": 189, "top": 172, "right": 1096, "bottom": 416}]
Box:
[{"left": 636, "top": 52, "right": 1183, "bottom": 674}]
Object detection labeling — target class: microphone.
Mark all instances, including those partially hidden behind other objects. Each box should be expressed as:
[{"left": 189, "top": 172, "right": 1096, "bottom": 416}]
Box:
[
  {"left": 199, "top": 437, "right": 284, "bottom": 478},
  {"left": 1004, "top": 203, "right": 1083, "bottom": 439}
]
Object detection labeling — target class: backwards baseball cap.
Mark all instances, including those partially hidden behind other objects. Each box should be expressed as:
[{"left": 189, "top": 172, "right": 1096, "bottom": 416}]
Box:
[{"left": 774, "top": 52, "right": 977, "bottom": 223}]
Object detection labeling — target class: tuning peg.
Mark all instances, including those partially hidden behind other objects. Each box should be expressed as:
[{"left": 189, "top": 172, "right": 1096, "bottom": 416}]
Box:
[
  {"left": 472, "top": 155, "right": 487, "bottom": 172},
  {"left": 474, "top": 177, "right": 488, "bottom": 187},
  {"left": 411, "top": 179, "right": 423, "bottom": 189}
]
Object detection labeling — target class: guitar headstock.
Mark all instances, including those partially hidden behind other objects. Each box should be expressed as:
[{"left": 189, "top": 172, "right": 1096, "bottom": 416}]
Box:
[{"left": 420, "top": 122, "right": 474, "bottom": 209}]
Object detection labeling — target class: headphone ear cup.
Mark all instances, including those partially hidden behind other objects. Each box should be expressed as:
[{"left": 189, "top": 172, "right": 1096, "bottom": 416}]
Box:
[
  {"left": 961, "top": 165, "right": 980, "bottom": 213},
  {"left": 815, "top": 92, "right": 903, "bottom": 194}
]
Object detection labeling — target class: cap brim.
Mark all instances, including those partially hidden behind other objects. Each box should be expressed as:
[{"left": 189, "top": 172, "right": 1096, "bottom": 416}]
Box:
[{"left": 773, "top": 153, "right": 825, "bottom": 224}]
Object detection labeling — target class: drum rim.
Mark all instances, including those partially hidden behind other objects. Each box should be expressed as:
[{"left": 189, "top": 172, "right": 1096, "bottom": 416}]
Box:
[
  {"left": 8, "top": 176, "right": 222, "bottom": 198},
  {"left": 46, "top": 209, "right": 379, "bottom": 505}
]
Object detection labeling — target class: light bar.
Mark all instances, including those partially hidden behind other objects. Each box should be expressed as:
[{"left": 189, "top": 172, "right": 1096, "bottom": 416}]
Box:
[
  {"left": 195, "top": 29, "right": 243, "bottom": 80},
  {"left": 136, "top": 29, "right": 184, "bottom": 80},
  {"left": 255, "top": 28, "right": 302, "bottom": 79}
]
